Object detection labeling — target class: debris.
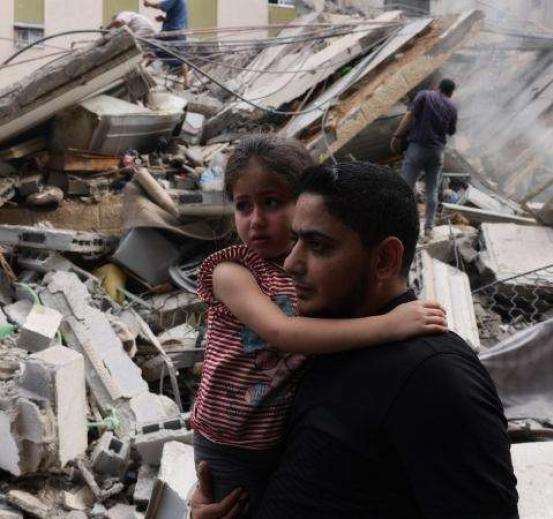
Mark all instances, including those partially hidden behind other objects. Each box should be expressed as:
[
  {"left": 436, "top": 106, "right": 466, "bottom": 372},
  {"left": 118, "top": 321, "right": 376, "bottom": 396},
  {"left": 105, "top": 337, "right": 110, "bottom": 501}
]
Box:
[
  {"left": 134, "top": 415, "right": 192, "bottom": 465},
  {"left": 0, "top": 29, "right": 142, "bottom": 144},
  {"left": 180, "top": 112, "right": 206, "bottom": 145},
  {"left": 510, "top": 442, "right": 553, "bottom": 519},
  {"left": 17, "top": 304, "right": 63, "bottom": 352},
  {"left": 51, "top": 95, "right": 184, "bottom": 155},
  {"left": 25, "top": 186, "right": 64, "bottom": 208},
  {"left": 134, "top": 465, "right": 158, "bottom": 511},
  {"left": 480, "top": 318, "right": 553, "bottom": 422},
  {"left": 91, "top": 431, "right": 130, "bottom": 478},
  {"left": 133, "top": 167, "right": 181, "bottom": 219},
  {"left": 411, "top": 250, "right": 481, "bottom": 350},
  {"left": 62, "top": 486, "right": 95, "bottom": 512},
  {"left": 479, "top": 223, "right": 553, "bottom": 285},
  {"left": 0, "top": 137, "right": 46, "bottom": 161},
  {"left": 144, "top": 442, "right": 195, "bottom": 519},
  {"left": 0, "top": 225, "right": 118, "bottom": 257},
  {"left": 441, "top": 203, "right": 539, "bottom": 226},
  {"left": 112, "top": 228, "right": 183, "bottom": 287}
]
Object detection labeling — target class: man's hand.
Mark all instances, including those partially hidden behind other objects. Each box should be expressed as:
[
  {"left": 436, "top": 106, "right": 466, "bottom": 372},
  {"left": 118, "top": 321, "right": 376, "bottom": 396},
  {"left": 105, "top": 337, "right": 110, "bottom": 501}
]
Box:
[
  {"left": 156, "top": 14, "right": 166, "bottom": 22},
  {"left": 189, "top": 461, "right": 246, "bottom": 519}
]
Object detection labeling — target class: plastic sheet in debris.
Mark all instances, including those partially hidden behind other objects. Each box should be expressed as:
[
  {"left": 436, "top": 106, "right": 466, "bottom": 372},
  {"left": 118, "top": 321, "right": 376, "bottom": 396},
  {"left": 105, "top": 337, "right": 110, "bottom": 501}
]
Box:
[{"left": 480, "top": 318, "right": 553, "bottom": 423}]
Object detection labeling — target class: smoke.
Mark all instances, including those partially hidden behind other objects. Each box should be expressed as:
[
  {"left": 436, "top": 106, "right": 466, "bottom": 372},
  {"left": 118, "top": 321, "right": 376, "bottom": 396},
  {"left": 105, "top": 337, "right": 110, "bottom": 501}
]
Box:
[{"left": 439, "top": 0, "right": 553, "bottom": 203}]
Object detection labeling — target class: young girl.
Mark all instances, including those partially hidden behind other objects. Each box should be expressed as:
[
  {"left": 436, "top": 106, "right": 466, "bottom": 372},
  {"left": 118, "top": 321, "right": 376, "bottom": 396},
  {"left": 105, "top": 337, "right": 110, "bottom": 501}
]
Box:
[{"left": 191, "top": 135, "right": 446, "bottom": 513}]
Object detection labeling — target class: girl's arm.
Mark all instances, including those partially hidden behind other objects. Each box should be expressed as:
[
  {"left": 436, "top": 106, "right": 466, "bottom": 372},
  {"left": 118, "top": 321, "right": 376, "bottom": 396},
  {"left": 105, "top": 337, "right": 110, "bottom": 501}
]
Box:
[{"left": 213, "top": 262, "right": 447, "bottom": 355}]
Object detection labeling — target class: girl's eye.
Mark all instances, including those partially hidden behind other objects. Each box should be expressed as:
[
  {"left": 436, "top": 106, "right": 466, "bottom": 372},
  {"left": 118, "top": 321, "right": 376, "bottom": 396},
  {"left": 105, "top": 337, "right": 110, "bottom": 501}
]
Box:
[{"left": 235, "top": 201, "right": 251, "bottom": 213}]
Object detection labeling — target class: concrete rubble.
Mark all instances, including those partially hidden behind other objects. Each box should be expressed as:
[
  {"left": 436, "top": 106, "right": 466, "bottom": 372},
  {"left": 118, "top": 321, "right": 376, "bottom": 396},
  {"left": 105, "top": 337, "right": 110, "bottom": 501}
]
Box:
[{"left": 0, "top": 1, "right": 551, "bottom": 516}]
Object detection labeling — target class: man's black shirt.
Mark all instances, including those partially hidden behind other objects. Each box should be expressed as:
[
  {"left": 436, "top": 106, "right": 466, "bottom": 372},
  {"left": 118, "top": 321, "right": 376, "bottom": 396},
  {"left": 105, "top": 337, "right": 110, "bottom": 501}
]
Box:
[{"left": 257, "top": 291, "right": 518, "bottom": 518}]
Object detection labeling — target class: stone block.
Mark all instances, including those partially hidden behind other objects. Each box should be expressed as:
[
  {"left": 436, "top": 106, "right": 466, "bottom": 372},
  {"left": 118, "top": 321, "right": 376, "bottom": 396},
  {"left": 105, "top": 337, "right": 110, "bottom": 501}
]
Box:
[
  {"left": 4, "top": 300, "right": 32, "bottom": 327},
  {"left": 91, "top": 431, "right": 130, "bottom": 477},
  {"left": 17, "top": 304, "right": 62, "bottom": 352},
  {"left": 28, "top": 346, "right": 87, "bottom": 466}
]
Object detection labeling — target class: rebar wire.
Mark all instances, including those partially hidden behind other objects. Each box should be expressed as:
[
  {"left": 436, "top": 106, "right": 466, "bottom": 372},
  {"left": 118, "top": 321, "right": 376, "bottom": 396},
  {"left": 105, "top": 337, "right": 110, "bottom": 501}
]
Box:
[
  {"left": 1, "top": 27, "right": 408, "bottom": 118},
  {"left": 0, "top": 49, "right": 72, "bottom": 70}
]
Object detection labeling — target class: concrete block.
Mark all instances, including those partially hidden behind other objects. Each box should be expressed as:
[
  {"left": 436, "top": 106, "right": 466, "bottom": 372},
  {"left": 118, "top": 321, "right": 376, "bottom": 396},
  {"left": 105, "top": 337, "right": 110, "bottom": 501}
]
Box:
[
  {"left": 134, "top": 415, "right": 192, "bottom": 465},
  {"left": 91, "top": 431, "right": 130, "bottom": 477},
  {"left": 133, "top": 464, "right": 158, "bottom": 510},
  {"left": 179, "top": 112, "right": 205, "bottom": 145},
  {"left": 4, "top": 300, "right": 33, "bottom": 326},
  {"left": 29, "top": 346, "right": 87, "bottom": 466},
  {"left": 6, "top": 490, "right": 50, "bottom": 519},
  {"left": 17, "top": 304, "right": 62, "bottom": 352},
  {"left": 145, "top": 442, "right": 195, "bottom": 519}
]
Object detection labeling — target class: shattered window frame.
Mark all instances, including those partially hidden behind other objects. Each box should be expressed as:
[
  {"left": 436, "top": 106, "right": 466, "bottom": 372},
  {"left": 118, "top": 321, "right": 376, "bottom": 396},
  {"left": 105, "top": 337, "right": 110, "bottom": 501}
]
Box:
[{"left": 13, "top": 24, "right": 45, "bottom": 50}]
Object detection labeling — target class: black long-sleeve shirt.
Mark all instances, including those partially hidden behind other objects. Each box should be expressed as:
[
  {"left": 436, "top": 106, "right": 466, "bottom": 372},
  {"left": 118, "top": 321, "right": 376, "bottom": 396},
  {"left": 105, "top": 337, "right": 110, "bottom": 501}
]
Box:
[{"left": 257, "top": 292, "right": 518, "bottom": 519}]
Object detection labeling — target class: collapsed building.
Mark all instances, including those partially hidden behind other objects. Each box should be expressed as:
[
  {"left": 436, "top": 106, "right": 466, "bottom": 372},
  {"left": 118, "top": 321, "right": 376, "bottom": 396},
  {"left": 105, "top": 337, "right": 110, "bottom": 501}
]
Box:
[{"left": 0, "top": 1, "right": 552, "bottom": 517}]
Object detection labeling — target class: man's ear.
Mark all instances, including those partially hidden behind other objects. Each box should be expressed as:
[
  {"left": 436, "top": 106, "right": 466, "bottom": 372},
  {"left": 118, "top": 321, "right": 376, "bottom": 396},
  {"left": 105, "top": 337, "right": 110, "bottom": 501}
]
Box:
[{"left": 373, "top": 237, "right": 404, "bottom": 281}]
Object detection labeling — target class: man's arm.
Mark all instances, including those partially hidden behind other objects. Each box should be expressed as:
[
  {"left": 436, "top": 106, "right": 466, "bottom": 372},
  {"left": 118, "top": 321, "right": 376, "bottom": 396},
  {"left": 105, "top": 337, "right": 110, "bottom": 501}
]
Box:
[
  {"left": 385, "top": 352, "right": 519, "bottom": 519},
  {"left": 144, "top": 0, "right": 175, "bottom": 12}
]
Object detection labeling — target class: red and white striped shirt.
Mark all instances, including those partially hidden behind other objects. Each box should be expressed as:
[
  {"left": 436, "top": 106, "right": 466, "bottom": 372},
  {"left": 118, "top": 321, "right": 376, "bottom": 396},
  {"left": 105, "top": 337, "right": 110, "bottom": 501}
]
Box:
[{"left": 191, "top": 245, "right": 306, "bottom": 450}]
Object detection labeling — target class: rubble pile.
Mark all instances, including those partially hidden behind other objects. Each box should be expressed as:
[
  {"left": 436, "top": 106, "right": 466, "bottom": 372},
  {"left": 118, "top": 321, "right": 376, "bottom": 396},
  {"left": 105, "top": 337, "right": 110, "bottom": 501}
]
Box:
[{"left": 0, "top": 2, "right": 551, "bottom": 517}]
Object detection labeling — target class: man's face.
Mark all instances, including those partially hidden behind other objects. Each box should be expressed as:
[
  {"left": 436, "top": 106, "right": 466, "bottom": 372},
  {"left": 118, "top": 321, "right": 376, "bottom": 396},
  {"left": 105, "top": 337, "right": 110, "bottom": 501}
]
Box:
[{"left": 284, "top": 193, "right": 374, "bottom": 318}]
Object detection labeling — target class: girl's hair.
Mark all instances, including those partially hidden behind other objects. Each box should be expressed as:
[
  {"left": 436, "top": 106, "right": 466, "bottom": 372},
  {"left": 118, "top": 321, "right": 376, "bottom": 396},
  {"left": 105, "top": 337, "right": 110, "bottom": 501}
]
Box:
[{"left": 224, "top": 134, "right": 316, "bottom": 200}]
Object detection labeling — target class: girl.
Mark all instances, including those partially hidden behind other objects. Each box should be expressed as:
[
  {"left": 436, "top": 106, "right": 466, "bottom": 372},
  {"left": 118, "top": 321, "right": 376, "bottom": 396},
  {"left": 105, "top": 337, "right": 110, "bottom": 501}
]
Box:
[{"left": 191, "top": 135, "right": 446, "bottom": 514}]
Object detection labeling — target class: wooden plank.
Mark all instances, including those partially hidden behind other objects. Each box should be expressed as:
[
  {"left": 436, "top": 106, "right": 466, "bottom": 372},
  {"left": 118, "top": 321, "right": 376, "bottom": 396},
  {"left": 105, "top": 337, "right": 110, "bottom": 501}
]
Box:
[
  {"left": 0, "top": 137, "right": 45, "bottom": 160},
  {"left": 48, "top": 151, "right": 121, "bottom": 172},
  {"left": 280, "top": 17, "right": 432, "bottom": 139}
]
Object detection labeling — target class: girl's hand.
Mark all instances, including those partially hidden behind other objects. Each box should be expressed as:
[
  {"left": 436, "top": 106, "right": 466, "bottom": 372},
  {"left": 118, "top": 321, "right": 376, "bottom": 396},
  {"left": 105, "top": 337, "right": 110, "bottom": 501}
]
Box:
[{"left": 386, "top": 300, "right": 448, "bottom": 341}]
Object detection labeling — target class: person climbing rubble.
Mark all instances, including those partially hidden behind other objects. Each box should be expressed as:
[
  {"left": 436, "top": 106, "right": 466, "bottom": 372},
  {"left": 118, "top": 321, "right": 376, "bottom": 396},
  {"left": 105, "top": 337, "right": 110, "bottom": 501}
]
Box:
[{"left": 391, "top": 78, "right": 458, "bottom": 240}]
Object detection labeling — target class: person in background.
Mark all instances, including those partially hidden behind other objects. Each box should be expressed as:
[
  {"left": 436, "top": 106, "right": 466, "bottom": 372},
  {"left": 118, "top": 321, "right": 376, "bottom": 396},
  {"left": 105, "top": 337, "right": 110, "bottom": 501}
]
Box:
[
  {"left": 106, "top": 11, "right": 156, "bottom": 39},
  {"left": 392, "top": 78, "right": 458, "bottom": 240}
]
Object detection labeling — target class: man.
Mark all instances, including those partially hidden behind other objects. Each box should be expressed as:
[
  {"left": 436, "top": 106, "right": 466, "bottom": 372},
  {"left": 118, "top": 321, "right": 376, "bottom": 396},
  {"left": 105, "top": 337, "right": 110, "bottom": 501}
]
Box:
[
  {"left": 193, "top": 163, "right": 518, "bottom": 518},
  {"left": 107, "top": 11, "right": 156, "bottom": 39},
  {"left": 392, "top": 78, "right": 458, "bottom": 238},
  {"left": 143, "top": 0, "right": 187, "bottom": 33},
  {"left": 143, "top": 0, "right": 188, "bottom": 75}
]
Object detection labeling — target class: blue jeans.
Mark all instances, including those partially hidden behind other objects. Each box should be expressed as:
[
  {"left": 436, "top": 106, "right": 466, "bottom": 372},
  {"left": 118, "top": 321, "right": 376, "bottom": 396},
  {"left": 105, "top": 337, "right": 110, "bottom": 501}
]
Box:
[
  {"left": 401, "top": 143, "right": 444, "bottom": 229},
  {"left": 193, "top": 432, "right": 281, "bottom": 517}
]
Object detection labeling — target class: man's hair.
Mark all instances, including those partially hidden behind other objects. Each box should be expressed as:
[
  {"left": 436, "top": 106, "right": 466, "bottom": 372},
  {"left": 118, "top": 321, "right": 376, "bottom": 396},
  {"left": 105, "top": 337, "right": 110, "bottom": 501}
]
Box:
[
  {"left": 299, "top": 162, "right": 419, "bottom": 278},
  {"left": 439, "top": 78, "right": 456, "bottom": 97},
  {"left": 224, "top": 134, "right": 315, "bottom": 200}
]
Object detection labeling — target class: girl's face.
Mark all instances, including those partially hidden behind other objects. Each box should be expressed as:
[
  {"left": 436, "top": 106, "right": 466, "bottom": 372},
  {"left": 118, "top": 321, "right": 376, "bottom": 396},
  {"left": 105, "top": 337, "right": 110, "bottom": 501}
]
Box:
[{"left": 233, "top": 160, "right": 295, "bottom": 260}]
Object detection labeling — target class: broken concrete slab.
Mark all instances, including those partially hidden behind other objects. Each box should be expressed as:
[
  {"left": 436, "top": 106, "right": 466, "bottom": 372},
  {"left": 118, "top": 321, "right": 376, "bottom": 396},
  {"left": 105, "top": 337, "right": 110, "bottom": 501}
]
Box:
[
  {"left": 6, "top": 490, "right": 51, "bottom": 519},
  {"left": 62, "top": 486, "right": 95, "bottom": 512},
  {"left": 460, "top": 185, "right": 517, "bottom": 215},
  {"left": 17, "top": 304, "right": 62, "bottom": 353},
  {"left": 411, "top": 250, "right": 481, "bottom": 350},
  {"left": 51, "top": 94, "right": 184, "bottom": 155},
  {"left": 281, "top": 17, "right": 432, "bottom": 140},
  {"left": 177, "top": 91, "right": 223, "bottom": 117},
  {"left": 0, "top": 225, "right": 118, "bottom": 256},
  {"left": 134, "top": 415, "right": 192, "bottom": 465},
  {"left": 26, "top": 346, "right": 88, "bottom": 467},
  {"left": 144, "top": 442, "right": 196, "bottom": 519},
  {"left": 441, "top": 203, "right": 538, "bottom": 226},
  {"left": 480, "top": 223, "right": 553, "bottom": 285},
  {"left": 0, "top": 29, "right": 142, "bottom": 144},
  {"left": 423, "top": 224, "right": 478, "bottom": 263},
  {"left": 511, "top": 441, "right": 553, "bottom": 519}
]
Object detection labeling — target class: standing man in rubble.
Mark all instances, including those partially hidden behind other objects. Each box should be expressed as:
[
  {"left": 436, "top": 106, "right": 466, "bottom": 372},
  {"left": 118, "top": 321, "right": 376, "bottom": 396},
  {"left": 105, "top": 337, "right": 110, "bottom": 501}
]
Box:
[
  {"left": 391, "top": 78, "right": 458, "bottom": 239},
  {"left": 143, "top": 0, "right": 188, "bottom": 78}
]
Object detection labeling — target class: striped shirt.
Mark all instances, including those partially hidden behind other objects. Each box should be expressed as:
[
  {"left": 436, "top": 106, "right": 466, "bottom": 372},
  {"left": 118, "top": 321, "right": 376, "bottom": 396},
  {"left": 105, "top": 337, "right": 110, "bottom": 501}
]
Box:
[{"left": 191, "top": 245, "right": 305, "bottom": 450}]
